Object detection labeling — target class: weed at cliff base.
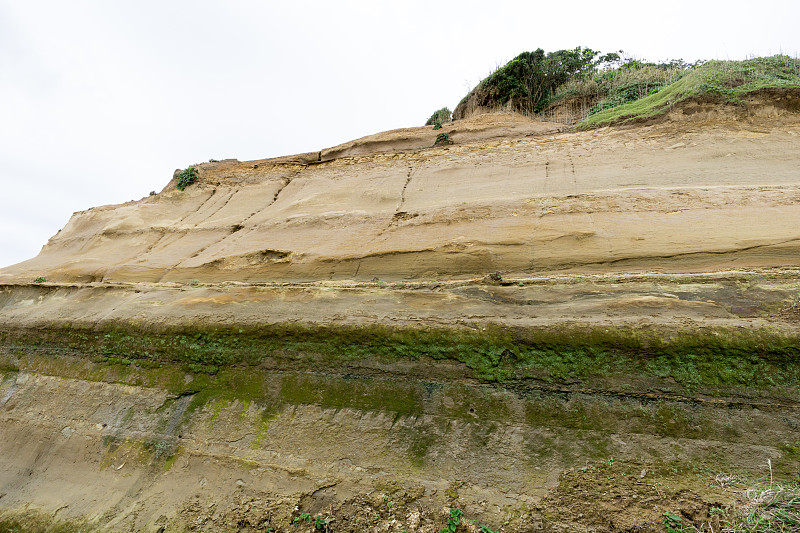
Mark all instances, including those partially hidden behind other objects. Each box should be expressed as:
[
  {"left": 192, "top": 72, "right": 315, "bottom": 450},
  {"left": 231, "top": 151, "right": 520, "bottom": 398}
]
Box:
[
  {"left": 293, "top": 512, "right": 327, "bottom": 531},
  {"left": 436, "top": 508, "right": 498, "bottom": 533},
  {"left": 439, "top": 508, "right": 462, "bottom": 533},
  {"left": 662, "top": 512, "right": 687, "bottom": 532},
  {"left": 662, "top": 474, "right": 800, "bottom": 532},
  {"left": 730, "top": 483, "right": 800, "bottom": 532}
]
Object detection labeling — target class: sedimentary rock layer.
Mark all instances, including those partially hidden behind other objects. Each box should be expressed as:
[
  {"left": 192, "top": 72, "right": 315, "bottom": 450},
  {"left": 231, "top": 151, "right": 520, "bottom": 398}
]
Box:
[{"left": 3, "top": 107, "right": 800, "bottom": 285}]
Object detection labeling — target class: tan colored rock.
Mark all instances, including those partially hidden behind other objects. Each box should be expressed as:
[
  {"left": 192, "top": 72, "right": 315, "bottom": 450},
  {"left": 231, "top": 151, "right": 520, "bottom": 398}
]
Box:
[{"left": 3, "top": 110, "right": 800, "bottom": 286}]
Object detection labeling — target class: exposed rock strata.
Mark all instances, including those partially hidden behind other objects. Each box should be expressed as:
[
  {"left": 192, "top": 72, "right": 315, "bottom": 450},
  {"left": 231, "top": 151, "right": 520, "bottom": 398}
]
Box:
[
  {"left": 1, "top": 103, "right": 800, "bottom": 531},
  {"left": 4, "top": 108, "right": 800, "bottom": 285}
]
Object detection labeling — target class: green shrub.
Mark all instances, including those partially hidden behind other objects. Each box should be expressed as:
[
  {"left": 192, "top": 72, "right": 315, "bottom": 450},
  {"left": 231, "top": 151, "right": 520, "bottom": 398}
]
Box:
[
  {"left": 33, "top": 276, "right": 46, "bottom": 284},
  {"left": 176, "top": 167, "right": 198, "bottom": 191},
  {"left": 425, "top": 107, "right": 452, "bottom": 126},
  {"left": 435, "top": 132, "right": 450, "bottom": 145},
  {"left": 453, "top": 49, "right": 799, "bottom": 126},
  {"left": 465, "top": 47, "right": 600, "bottom": 114}
]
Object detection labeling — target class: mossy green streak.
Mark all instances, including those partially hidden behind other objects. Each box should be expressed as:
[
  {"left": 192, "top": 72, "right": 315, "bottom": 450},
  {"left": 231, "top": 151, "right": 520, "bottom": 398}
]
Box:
[{"left": 1, "top": 322, "right": 798, "bottom": 394}]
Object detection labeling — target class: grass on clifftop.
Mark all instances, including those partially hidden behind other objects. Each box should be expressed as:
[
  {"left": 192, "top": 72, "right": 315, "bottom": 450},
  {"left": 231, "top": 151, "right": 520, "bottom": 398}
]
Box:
[
  {"left": 576, "top": 55, "right": 800, "bottom": 129},
  {"left": 453, "top": 49, "right": 800, "bottom": 128}
]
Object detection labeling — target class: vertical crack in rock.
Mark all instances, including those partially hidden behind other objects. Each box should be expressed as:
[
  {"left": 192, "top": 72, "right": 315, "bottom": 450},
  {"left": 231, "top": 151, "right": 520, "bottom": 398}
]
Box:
[
  {"left": 377, "top": 166, "right": 416, "bottom": 238},
  {"left": 194, "top": 189, "right": 237, "bottom": 229},
  {"left": 367, "top": 166, "right": 417, "bottom": 261},
  {"left": 180, "top": 188, "right": 218, "bottom": 225},
  {"left": 136, "top": 188, "right": 220, "bottom": 263},
  {"left": 397, "top": 166, "right": 414, "bottom": 213},
  {"left": 239, "top": 175, "right": 294, "bottom": 228},
  {"left": 568, "top": 154, "right": 578, "bottom": 194},
  {"left": 175, "top": 191, "right": 242, "bottom": 266},
  {"left": 173, "top": 175, "right": 296, "bottom": 272},
  {"left": 272, "top": 177, "right": 292, "bottom": 205}
]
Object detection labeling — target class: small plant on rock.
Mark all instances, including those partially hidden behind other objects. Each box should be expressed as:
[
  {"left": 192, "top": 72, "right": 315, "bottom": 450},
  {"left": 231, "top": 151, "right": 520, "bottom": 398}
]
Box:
[
  {"left": 33, "top": 276, "right": 46, "bottom": 283},
  {"left": 439, "top": 509, "right": 463, "bottom": 533},
  {"left": 435, "top": 132, "right": 451, "bottom": 145},
  {"left": 293, "top": 512, "right": 327, "bottom": 531},
  {"left": 293, "top": 512, "right": 312, "bottom": 525},
  {"left": 661, "top": 512, "right": 684, "bottom": 533},
  {"left": 176, "top": 166, "right": 198, "bottom": 190}
]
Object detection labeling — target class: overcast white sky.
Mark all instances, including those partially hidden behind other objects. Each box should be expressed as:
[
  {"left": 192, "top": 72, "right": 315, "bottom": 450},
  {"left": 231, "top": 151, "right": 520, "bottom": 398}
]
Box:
[{"left": 1, "top": 1, "right": 798, "bottom": 268}]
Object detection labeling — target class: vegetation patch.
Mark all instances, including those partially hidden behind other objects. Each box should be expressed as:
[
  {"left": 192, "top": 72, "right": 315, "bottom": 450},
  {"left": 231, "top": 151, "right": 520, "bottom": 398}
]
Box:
[
  {"left": 455, "top": 47, "right": 608, "bottom": 117},
  {"left": 658, "top": 481, "right": 800, "bottom": 532},
  {"left": 453, "top": 49, "right": 799, "bottom": 127},
  {"left": 434, "top": 131, "right": 451, "bottom": 145},
  {"left": 175, "top": 166, "right": 198, "bottom": 190},
  {"left": 724, "top": 482, "right": 800, "bottom": 532},
  {"left": 0, "top": 510, "right": 91, "bottom": 533},
  {"left": 547, "top": 59, "right": 694, "bottom": 116},
  {"left": 541, "top": 459, "right": 800, "bottom": 532},
  {"left": 577, "top": 55, "right": 800, "bottom": 129},
  {"left": 425, "top": 107, "right": 452, "bottom": 128}
]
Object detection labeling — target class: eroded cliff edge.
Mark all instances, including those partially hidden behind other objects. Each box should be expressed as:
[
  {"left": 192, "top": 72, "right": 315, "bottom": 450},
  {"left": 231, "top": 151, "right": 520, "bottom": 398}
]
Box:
[{"left": 2, "top": 99, "right": 800, "bottom": 532}]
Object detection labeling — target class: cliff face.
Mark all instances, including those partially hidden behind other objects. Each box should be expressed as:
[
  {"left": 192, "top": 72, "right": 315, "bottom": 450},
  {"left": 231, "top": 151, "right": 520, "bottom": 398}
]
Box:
[
  {"left": 4, "top": 103, "right": 800, "bottom": 286},
  {"left": 2, "top": 101, "right": 800, "bottom": 532}
]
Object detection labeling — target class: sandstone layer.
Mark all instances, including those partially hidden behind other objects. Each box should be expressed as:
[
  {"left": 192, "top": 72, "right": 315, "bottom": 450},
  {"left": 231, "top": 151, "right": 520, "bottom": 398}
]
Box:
[
  {"left": 4, "top": 99, "right": 800, "bottom": 286},
  {"left": 1, "top": 96, "right": 800, "bottom": 532}
]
